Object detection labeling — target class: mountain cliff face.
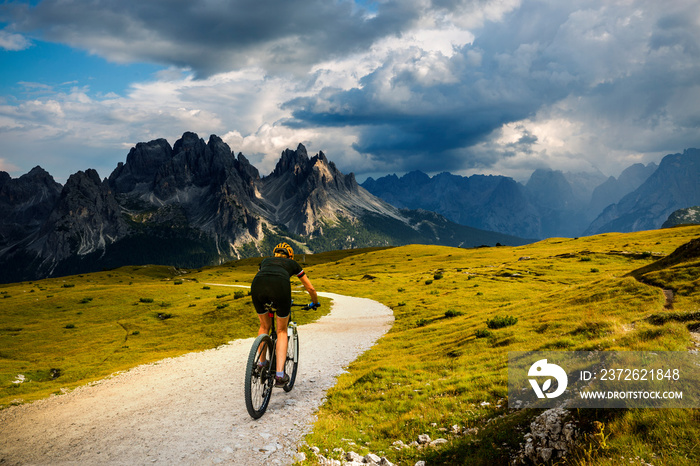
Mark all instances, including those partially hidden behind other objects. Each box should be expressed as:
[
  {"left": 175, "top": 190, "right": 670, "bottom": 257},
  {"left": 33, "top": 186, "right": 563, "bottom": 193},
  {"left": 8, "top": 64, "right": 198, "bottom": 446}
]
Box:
[
  {"left": 588, "top": 162, "right": 658, "bottom": 215},
  {"left": 0, "top": 133, "right": 527, "bottom": 283},
  {"left": 360, "top": 153, "right": 697, "bottom": 240},
  {"left": 586, "top": 149, "right": 700, "bottom": 234},
  {"left": 363, "top": 171, "right": 542, "bottom": 238},
  {"left": 362, "top": 168, "right": 611, "bottom": 239},
  {"left": 258, "top": 144, "right": 399, "bottom": 235},
  {"left": 0, "top": 167, "right": 62, "bottom": 253}
]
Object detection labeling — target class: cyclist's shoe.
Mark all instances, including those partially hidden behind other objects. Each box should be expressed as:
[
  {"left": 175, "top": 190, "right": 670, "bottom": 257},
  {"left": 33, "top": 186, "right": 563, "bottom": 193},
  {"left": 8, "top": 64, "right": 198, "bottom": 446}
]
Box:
[
  {"left": 254, "top": 360, "right": 269, "bottom": 376},
  {"left": 274, "top": 373, "right": 289, "bottom": 387}
]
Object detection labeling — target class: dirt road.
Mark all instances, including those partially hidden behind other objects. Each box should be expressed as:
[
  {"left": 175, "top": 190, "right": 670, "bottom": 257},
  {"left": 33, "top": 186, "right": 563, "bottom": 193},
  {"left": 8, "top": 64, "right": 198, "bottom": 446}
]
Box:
[{"left": 0, "top": 290, "right": 393, "bottom": 465}]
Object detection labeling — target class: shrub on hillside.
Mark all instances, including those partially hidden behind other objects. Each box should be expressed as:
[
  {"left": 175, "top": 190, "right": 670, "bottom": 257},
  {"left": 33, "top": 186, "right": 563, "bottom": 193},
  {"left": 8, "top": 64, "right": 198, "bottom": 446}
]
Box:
[
  {"left": 416, "top": 318, "right": 429, "bottom": 327},
  {"left": 486, "top": 315, "right": 518, "bottom": 329}
]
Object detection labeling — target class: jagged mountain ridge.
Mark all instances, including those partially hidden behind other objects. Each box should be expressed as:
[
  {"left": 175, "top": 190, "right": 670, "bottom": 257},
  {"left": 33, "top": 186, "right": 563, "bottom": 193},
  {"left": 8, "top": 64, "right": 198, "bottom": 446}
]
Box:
[
  {"left": 586, "top": 149, "right": 700, "bottom": 234},
  {"left": 363, "top": 168, "right": 610, "bottom": 239},
  {"left": 362, "top": 171, "right": 543, "bottom": 238},
  {"left": 0, "top": 132, "right": 528, "bottom": 283},
  {"left": 0, "top": 167, "right": 63, "bottom": 253},
  {"left": 361, "top": 154, "right": 690, "bottom": 240}
]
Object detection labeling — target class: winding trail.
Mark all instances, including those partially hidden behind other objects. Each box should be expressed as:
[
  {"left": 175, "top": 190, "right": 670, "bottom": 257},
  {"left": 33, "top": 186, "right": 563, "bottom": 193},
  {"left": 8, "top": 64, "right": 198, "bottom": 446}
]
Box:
[{"left": 0, "top": 290, "right": 393, "bottom": 465}]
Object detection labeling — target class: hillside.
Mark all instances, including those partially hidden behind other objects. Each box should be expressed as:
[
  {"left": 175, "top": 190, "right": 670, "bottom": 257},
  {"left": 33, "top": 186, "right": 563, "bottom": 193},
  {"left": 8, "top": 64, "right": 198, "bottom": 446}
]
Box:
[
  {"left": 663, "top": 206, "right": 700, "bottom": 228},
  {"left": 2, "top": 226, "right": 699, "bottom": 464}
]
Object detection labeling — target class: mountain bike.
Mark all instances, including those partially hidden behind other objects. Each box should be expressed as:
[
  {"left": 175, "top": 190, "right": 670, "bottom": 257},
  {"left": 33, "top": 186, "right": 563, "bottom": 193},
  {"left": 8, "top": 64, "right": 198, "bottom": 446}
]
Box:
[{"left": 244, "top": 302, "right": 314, "bottom": 419}]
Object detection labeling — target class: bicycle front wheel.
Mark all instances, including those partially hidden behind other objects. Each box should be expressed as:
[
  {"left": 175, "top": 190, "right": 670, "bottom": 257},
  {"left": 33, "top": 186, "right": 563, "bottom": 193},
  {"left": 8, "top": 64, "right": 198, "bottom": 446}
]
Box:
[
  {"left": 244, "top": 334, "right": 274, "bottom": 419},
  {"left": 283, "top": 327, "right": 299, "bottom": 392}
]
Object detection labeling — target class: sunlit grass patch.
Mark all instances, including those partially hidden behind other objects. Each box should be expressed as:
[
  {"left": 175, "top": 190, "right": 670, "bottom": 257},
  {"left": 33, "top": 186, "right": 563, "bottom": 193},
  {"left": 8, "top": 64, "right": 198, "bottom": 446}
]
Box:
[
  {"left": 0, "top": 264, "right": 330, "bottom": 407},
  {"left": 298, "top": 225, "right": 700, "bottom": 465}
]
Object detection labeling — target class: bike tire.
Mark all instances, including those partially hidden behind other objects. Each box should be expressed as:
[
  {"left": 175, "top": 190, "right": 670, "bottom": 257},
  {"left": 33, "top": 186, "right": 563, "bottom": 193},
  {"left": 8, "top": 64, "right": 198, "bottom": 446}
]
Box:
[
  {"left": 283, "top": 328, "right": 299, "bottom": 392},
  {"left": 244, "top": 334, "right": 274, "bottom": 419}
]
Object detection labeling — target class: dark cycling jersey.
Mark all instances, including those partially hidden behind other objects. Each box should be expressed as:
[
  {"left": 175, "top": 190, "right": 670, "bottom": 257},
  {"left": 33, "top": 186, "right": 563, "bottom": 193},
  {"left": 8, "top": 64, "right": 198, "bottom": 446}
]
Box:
[
  {"left": 251, "top": 257, "right": 305, "bottom": 318},
  {"left": 256, "top": 257, "right": 305, "bottom": 280}
]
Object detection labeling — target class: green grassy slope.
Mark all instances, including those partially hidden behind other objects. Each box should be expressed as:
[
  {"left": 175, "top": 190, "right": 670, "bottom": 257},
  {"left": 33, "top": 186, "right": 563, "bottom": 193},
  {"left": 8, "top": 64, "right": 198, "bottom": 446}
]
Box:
[
  {"left": 2, "top": 227, "right": 699, "bottom": 465},
  {"left": 284, "top": 227, "right": 697, "bottom": 465},
  {"left": 0, "top": 264, "right": 330, "bottom": 406}
]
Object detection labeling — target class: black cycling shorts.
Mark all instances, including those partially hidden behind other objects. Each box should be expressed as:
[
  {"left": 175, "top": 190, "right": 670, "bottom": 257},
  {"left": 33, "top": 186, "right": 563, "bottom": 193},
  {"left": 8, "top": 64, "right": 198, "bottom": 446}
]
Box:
[{"left": 251, "top": 275, "right": 292, "bottom": 318}]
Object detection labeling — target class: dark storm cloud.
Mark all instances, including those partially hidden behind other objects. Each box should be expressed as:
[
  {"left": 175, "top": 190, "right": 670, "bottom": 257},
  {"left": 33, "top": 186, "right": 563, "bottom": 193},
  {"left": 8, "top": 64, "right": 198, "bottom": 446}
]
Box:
[
  {"left": 283, "top": 0, "right": 700, "bottom": 173},
  {"left": 1, "top": 0, "right": 421, "bottom": 76},
  {"left": 284, "top": 2, "right": 581, "bottom": 171}
]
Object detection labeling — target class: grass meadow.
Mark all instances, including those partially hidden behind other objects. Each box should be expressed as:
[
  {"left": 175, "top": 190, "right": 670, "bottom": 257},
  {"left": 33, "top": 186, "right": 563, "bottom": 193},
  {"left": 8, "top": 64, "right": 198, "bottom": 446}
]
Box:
[
  {"left": 1, "top": 225, "right": 699, "bottom": 465},
  {"left": 283, "top": 226, "right": 700, "bottom": 466},
  {"left": 0, "top": 265, "right": 330, "bottom": 406}
]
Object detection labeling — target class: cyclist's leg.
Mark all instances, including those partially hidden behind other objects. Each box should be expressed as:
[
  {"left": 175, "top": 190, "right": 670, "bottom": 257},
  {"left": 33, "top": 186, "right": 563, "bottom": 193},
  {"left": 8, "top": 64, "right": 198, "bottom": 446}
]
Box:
[
  {"left": 251, "top": 277, "right": 271, "bottom": 336},
  {"left": 251, "top": 281, "right": 273, "bottom": 365},
  {"left": 268, "top": 280, "right": 292, "bottom": 375},
  {"left": 251, "top": 277, "right": 276, "bottom": 363},
  {"left": 255, "top": 312, "right": 272, "bottom": 365},
  {"left": 257, "top": 312, "right": 272, "bottom": 336},
  {"left": 274, "top": 314, "right": 289, "bottom": 373}
]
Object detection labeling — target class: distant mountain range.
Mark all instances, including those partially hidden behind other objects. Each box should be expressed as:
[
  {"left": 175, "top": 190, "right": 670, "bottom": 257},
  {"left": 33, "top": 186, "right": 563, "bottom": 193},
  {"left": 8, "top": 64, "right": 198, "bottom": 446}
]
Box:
[
  {"left": 0, "top": 133, "right": 528, "bottom": 283},
  {"left": 363, "top": 148, "right": 700, "bottom": 239}
]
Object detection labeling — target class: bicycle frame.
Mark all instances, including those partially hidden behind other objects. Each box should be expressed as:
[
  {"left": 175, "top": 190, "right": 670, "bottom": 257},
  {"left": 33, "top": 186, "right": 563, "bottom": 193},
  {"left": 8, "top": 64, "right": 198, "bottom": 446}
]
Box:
[
  {"left": 244, "top": 302, "right": 302, "bottom": 419},
  {"left": 262, "top": 303, "right": 300, "bottom": 369}
]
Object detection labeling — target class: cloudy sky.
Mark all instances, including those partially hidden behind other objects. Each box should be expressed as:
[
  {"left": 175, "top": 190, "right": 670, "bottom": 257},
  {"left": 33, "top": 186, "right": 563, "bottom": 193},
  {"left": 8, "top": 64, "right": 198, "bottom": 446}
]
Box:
[{"left": 1, "top": 0, "right": 699, "bottom": 184}]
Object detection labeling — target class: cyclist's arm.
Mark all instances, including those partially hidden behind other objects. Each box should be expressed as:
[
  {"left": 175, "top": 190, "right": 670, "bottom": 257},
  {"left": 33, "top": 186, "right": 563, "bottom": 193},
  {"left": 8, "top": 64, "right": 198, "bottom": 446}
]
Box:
[{"left": 299, "top": 274, "right": 318, "bottom": 304}]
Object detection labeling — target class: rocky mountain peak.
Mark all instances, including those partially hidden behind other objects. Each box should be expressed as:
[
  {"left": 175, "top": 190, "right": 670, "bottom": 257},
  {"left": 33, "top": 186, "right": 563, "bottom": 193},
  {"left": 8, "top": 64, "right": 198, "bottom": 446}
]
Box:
[
  {"left": 108, "top": 138, "right": 173, "bottom": 192},
  {"left": 34, "top": 168, "right": 128, "bottom": 267},
  {"left": 526, "top": 169, "right": 576, "bottom": 209},
  {"left": 0, "top": 166, "right": 63, "bottom": 251},
  {"left": 0, "top": 171, "right": 10, "bottom": 189},
  {"left": 586, "top": 148, "right": 700, "bottom": 234},
  {"left": 143, "top": 134, "right": 239, "bottom": 198},
  {"left": 0, "top": 165, "right": 62, "bottom": 206},
  {"left": 236, "top": 152, "right": 260, "bottom": 183},
  {"left": 25, "top": 165, "right": 54, "bottom": 180},
  {"left": 272, "top": 143, "right": 311, "bottom": 177}
]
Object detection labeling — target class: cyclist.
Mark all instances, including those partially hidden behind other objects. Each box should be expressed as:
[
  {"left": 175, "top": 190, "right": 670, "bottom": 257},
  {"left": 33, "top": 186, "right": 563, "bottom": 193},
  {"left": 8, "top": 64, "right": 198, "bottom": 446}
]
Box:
[{"left": 251, "top": 242, "right": 319, "bottom": 386}]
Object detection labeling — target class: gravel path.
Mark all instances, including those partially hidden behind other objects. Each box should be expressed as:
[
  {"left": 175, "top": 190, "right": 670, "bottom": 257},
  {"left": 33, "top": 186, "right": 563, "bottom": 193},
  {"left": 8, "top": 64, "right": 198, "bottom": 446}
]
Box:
[{"left": 0, "top": 289, "right": 394, "bottom": 465}]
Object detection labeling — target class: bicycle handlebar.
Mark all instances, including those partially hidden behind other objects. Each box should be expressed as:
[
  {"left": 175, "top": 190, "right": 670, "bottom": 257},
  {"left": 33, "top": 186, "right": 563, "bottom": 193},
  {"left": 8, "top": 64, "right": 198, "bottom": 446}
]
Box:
[{"left": 290, "top": 301, "right": 321, "bottom": 310}]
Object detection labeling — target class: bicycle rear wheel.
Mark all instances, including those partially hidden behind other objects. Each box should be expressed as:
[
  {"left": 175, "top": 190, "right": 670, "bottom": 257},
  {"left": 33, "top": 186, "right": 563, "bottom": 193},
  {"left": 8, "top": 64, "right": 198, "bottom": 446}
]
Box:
[
  {"left": 244, "top": 334, "right": 274, "bottom": 419},
  {"left": 283, "top": 327, "right": 299, "bottom": 392}
]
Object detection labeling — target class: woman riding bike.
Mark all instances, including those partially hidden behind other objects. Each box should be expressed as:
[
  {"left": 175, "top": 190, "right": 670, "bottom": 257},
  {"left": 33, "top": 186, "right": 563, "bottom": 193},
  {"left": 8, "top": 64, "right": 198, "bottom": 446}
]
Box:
[{"left": 251, "top": 242, "right": 319, "bottom": 386}]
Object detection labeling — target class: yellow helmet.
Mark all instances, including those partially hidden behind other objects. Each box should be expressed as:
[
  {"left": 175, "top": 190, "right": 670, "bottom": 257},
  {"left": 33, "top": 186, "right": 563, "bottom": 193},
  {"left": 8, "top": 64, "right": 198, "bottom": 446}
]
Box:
[{"left": 273, "top": 242, "right": 294, "bottom": 259}]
